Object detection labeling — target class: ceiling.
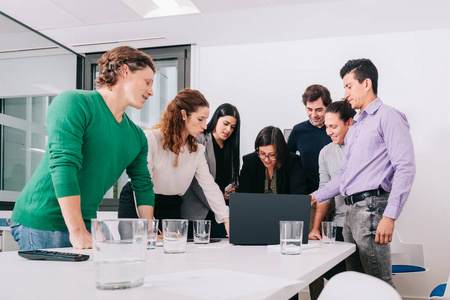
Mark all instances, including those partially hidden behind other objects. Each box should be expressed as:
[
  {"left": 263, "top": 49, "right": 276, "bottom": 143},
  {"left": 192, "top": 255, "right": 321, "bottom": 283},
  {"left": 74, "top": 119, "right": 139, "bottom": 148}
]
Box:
[{"left": 1, "top": 0, "right": 450, "bottom": 55}]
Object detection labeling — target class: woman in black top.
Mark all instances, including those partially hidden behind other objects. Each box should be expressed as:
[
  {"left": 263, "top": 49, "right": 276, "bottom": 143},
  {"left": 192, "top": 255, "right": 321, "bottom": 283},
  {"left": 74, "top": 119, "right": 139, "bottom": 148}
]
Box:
[
  {"left": 181, "top": 103, "right": 241, "bottom": 237},
  {"left": 239, "top": 126, "right": 308, "bottom": 195}
]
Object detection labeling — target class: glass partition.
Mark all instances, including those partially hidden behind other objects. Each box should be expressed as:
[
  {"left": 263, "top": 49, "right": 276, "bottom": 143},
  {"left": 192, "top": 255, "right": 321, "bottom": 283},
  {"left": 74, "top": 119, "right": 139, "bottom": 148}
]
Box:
[{"left": 0, "top": 12, "right": 84, "bottom": 203}]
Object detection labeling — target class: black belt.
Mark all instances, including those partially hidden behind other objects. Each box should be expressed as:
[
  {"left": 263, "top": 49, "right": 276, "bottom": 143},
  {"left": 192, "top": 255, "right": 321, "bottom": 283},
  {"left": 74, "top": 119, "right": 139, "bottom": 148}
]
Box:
[{"left": 344, "top": 188, "right": 388, "bottom": 205}]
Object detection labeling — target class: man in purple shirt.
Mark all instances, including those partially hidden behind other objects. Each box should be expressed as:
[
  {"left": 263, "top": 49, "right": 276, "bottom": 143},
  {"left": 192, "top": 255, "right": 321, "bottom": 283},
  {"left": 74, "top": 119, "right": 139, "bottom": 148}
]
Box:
[{"left": 311, "top": 59, "right": 415, "bottom": 286}]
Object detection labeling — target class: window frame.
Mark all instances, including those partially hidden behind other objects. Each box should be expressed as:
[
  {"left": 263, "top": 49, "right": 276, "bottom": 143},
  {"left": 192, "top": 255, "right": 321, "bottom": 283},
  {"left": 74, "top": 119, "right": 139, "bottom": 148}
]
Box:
[{"left": 84, "top": 45, "right": 191, "bottom": 92}]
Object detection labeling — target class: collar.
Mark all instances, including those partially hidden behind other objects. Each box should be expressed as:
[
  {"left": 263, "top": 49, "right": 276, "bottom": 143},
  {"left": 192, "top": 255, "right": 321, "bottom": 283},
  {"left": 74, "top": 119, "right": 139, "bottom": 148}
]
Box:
[
  {"left": 363, "top": 97, "right": 382, "bottom": 115},
  {"left": 203, "top": 131, "right": 212, "bottom": 141}
]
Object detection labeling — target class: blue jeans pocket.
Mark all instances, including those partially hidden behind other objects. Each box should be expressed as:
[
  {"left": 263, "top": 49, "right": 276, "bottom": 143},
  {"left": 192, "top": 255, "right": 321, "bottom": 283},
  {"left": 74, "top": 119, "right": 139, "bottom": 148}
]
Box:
[{"left": 10, "top": 221, "right": 20, "bottom": 228}]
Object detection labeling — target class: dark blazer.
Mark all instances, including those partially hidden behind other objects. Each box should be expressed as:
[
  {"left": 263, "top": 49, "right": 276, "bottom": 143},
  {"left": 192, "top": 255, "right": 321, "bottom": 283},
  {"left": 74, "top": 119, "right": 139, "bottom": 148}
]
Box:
[{"left": 238, "top": 152, "right": 308, "bottom": 194}]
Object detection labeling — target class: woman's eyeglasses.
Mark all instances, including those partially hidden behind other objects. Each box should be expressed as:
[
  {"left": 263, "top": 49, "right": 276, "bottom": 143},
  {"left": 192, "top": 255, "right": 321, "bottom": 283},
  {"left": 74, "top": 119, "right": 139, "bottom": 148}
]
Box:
[{"left": 257, "top": 151, "right": 277, "bottom": 161}]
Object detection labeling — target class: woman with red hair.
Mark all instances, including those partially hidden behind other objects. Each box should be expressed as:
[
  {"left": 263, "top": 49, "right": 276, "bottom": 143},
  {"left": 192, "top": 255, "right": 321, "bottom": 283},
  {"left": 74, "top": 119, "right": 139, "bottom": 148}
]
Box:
[{"left": 118, "top": 88, "right": 230, "bottom": 235}]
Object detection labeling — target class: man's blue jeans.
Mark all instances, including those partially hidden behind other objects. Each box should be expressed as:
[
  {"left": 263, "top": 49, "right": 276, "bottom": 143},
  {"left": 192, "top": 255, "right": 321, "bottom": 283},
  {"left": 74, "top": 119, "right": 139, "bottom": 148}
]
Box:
[
  {"left": 343, "top": 195, "right": 394, "bottom": 287},
  {"left": 10, "top": 222, "right": 73, "bottom": 250}
]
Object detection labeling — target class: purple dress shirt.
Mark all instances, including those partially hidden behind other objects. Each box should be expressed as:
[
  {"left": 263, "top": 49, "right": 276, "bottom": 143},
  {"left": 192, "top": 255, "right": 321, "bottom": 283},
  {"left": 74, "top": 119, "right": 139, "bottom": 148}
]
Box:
[{"left": 314, "top": 98, "right": 415, "bottom": 220}]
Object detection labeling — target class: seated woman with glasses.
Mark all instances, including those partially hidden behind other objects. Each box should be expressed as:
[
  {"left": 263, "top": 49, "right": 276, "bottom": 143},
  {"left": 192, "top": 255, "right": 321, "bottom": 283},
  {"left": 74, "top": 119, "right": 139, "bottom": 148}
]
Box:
[
  {"left": 238, "top": 126, "right": 307, "bottom": 194},
  {"left": 181, "top": 103, "right": 240, "bottom": 238}
]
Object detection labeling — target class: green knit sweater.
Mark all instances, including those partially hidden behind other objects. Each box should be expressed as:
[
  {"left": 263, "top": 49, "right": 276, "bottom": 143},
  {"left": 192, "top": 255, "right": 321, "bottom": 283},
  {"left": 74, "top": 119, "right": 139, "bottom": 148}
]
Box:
[{"left": 12, "top": 90, "right": 154, "bottom": 231}]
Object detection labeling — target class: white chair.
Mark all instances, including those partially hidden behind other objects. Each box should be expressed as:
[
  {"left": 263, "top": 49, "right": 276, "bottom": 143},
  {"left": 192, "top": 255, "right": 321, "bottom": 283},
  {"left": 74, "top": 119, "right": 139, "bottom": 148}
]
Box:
[
  {"left": 429, "top": 273, "right": 450, "bottom": 299},
  {"left": 391, "top": 230, "right": 427, "bottom": 273},
  {"left": 391, "top": 230, "right": 430, "bottom": 298},
  {"left": 317, "top": 271, "right": 402, "bottom": 300}
]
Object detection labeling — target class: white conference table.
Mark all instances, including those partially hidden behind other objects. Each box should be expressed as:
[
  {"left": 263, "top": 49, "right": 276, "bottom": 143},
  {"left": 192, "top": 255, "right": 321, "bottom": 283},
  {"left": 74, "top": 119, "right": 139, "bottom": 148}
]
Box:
[{"left": 1, "top": 239, "right": 355, "bottom": 300}]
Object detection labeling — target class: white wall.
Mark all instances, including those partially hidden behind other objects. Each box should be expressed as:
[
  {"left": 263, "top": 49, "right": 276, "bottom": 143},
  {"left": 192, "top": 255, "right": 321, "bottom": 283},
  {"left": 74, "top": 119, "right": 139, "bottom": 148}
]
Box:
[{"left": 196, "top": 28, "right": 450, "bottom": 296}]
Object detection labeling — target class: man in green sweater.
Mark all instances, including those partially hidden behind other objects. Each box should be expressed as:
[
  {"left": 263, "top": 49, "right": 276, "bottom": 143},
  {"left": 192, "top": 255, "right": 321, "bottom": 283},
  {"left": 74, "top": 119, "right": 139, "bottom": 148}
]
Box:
[{"left": 11, "top": 46, "right": 156, "bottom": 250}]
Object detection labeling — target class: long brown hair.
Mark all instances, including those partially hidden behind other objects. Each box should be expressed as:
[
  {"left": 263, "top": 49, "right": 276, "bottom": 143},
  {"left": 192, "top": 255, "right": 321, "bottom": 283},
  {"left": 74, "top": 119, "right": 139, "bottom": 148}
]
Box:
[{"left": 153, "top": 88, "right": 209, "bottom": 154}]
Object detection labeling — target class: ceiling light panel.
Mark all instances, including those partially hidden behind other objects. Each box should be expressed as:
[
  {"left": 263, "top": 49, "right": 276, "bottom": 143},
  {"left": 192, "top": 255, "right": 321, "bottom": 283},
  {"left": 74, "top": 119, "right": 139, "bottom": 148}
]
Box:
[
  {"left": 121, "top": 0, "right": 159, "bottom": 18},
  {"left": 122, "top": 0, "right": 200, "bottom": 18}
]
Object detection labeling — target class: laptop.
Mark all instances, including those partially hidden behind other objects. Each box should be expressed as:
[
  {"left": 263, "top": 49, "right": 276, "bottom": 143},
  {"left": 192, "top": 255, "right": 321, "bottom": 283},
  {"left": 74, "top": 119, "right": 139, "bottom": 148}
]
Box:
[{"left": 229, "top": 193, "right": 311, "bottom": 245}]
